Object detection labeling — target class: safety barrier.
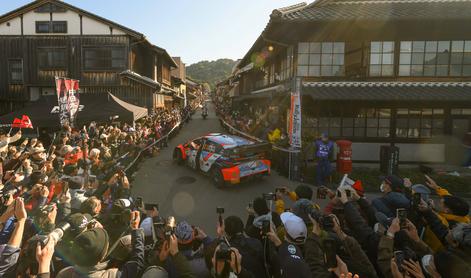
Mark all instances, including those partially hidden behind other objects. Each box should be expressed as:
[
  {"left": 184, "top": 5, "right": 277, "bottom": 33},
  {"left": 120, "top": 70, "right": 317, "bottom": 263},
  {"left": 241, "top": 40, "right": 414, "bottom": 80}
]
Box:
[{"left": 124, "top": 116, "right": 186, "bottom": 173}]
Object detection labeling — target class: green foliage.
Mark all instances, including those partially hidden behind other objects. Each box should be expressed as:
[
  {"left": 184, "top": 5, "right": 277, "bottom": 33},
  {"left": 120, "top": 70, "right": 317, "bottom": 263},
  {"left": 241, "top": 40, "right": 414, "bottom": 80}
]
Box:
[{"left": 186, "top": 59, "right": 237, "bottom": 90}]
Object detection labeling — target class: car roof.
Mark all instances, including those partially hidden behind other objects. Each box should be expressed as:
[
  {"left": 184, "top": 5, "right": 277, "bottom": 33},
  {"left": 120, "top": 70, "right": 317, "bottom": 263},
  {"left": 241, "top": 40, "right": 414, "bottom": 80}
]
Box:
[{"left": 204, "top": 133, "right": 255, "bottom": 149}]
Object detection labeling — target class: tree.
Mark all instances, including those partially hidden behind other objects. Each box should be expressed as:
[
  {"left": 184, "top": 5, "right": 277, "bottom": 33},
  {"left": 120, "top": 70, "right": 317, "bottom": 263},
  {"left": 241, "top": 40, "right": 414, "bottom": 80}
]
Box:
[{"left": 186, "top": 59, "right": 237, "bottom": 90}]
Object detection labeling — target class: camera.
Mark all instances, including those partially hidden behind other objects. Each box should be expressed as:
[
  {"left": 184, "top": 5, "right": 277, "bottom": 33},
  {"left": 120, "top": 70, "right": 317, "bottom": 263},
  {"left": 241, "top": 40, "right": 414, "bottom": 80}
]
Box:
[
  {"left": 263, "top": 192, "right": 276, "bottom": 201},
  {"left": 262, "top": 220, "right": 270, "bottom": 235},
  {"left": 320, "top": 215, "right": 335, "bottom": 230},
  {"left": 317, "top": 187, "right": 327, "bottom": 199},
  {"left": 216, "top": 241, "right": 232, "bottom": 261}
]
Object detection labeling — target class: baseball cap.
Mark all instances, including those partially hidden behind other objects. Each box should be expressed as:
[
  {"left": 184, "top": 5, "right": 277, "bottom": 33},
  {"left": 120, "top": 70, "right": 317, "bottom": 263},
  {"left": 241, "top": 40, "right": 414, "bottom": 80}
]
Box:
[
  {"left": 280, "top": 212, "right": 307, "bottom": 244},
  {"left": 175, "top": 221, "right": 194, "bottom": 244},
  {"left": 412, "top": 184, "right": 431, "bottom": 201},
  {"left": 380, "top": 175, "right": 404, "bottom": 192}
]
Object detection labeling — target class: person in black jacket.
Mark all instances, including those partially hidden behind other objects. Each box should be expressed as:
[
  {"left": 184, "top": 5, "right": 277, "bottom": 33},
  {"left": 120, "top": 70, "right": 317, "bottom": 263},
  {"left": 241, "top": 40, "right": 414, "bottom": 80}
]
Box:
[
  {"left": 225, "top": 216, "right": 266, "bottom": 278},
  {"left": 245, "top": 197, "right": 281, "bottom": 241}
]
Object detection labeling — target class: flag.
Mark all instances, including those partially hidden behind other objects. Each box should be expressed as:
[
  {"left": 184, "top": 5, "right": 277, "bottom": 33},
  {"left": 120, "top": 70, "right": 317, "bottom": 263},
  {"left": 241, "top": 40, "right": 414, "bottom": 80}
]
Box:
[
  {"left": 55, "top": 77, "right": 80, "bottom": 127},
  {"left": 21, "top": 115, "right": 33, "bottom": 128},
  {"left": 288, "top": 79, "right": 302, "bottom": 148}
]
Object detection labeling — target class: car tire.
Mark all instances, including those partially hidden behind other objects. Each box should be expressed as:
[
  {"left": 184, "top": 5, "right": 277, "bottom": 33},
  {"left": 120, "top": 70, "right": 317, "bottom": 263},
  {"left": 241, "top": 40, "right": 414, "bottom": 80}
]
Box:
[
  {"left": 173, "top": 149, "right": 184, "bottom": 165},
  {"left": 211, "top": 167, "right": 225, "bottom": 188}
]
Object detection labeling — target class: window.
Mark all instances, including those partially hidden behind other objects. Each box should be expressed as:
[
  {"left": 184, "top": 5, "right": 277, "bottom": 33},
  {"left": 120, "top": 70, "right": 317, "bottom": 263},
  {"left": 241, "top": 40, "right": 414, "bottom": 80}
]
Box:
[
  {"left": 399, "top": 41, "right": 451, "bottom": 76},
  {"left": 83, "top": 47, "right": 126, "bottom": 70},
  {"left": 302, "top": 107, "right": 390, "bottom": 138},
  {"left": 35, "top": 3, "right": 67, "bottom": 13},
  {"left": 369, "top": 41, "right": 394, "bottom": 76},
  {"left": 8, "top": 59, "right": 23, "bottom": 84},
  {"left": 297, "top": 42, "right": 344, "bottom": 77},
  {"left": 35, "top": 21, "right": 67, "bottom": 33},
  {"left": 450, "top": 41, "right": 471, "bottom": 76},
  {"left": 279, "top": 46, "right": 293, "bottom": 81},
  {"left": 38, "top": 48, "right": 66, "bottom": 69},
  {"left": 396, "top": 108, "right": 444, "bottom": 138}
]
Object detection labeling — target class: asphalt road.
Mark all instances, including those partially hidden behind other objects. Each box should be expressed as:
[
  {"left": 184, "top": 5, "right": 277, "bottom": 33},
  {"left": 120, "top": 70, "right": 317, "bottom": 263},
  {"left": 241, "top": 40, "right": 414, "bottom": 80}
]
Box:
[{"left": 132, "top": 102, "right": 301, "bottom": 234}]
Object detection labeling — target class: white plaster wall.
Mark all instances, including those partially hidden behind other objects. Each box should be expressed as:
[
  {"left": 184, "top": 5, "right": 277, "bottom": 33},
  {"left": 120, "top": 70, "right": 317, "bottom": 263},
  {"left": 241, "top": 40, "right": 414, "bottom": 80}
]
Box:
[
  {"left": 349, "top": 142, "right": 445, "bottom": 162},
  {"left": 0, "top": 17, "right": 21, "bottom": 35},
  {"left": 51, "top": 10, "right": 80, "bottom": 35},
  {"left": 2, "top": 9, "right": 128, "bottom": 36},
  {"left": 22, "top": 10, "right": 50, "bottom": 35},
  {"left": 82, "top": 16, "right": 111, "bottom": 35}
]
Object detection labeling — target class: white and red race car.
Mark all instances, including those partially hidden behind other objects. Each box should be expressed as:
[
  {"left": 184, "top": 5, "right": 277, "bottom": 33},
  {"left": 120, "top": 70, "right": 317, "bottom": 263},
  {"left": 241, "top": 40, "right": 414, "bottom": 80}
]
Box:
[{"left": 173, "top": 133, "right": 271, "bottom": 187}]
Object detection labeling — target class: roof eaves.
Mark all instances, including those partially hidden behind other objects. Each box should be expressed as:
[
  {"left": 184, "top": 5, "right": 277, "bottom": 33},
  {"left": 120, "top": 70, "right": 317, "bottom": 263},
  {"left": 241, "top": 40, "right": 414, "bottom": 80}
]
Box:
[
  {"left": 0, "top": 0, "right": 144, "bottom": 39},
  {"left": 271, "top": 2, "right": 307, "bottom": 18},
  {"left": 120, "top": 70, "right": 161, "bottom": 90}
]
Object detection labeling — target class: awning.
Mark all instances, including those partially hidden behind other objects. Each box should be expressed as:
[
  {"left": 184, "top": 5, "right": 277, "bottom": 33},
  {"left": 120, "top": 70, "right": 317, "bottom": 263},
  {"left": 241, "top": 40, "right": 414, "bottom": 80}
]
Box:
[
  {"left": 303, "top": 82, "right": 471, "bottom": 102},
  {"left": 234, "top": 84, "right": 287, "bottom": 101},
  {"left": 0, "top": 92, "right": 148, "bottom": 128},
  {"left": 120, "top": 70, "right": 160, "bottom": 90}
]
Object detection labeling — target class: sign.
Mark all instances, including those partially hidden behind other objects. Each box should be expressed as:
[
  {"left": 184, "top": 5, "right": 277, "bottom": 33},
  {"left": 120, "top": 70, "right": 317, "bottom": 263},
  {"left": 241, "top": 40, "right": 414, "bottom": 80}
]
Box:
[
  {"left": 55, "top": 77, "right": 80, "bottom": 127},
  {"left": 288, "top": 78, "right": 302, "bottom": 148}
]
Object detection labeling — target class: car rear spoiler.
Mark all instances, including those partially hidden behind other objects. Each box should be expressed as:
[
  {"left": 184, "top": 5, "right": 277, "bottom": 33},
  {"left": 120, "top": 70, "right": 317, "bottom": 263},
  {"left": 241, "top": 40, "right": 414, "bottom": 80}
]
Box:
[{"left": 230, "top": 142, "right": 272, "bottom": 157}]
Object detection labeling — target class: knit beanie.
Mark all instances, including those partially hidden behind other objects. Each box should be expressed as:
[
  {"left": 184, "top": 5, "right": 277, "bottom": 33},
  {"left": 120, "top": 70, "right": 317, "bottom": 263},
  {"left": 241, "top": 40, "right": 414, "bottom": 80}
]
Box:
[{"left": 73, "top": 227, "right": 109, "bottom": 266}]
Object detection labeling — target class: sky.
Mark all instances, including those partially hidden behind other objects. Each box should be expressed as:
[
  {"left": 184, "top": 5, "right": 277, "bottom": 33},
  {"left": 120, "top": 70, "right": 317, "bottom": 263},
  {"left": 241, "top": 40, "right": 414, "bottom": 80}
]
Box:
[{"left": 0, "top": 0, "right": 303, "bottom": 65}]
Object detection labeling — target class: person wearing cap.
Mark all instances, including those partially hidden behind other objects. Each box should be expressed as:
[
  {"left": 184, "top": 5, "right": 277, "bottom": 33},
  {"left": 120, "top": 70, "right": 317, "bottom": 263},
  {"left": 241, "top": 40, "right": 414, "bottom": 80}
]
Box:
[
  {"left": 56, "top": 211, "right": 145, "bottom": 278},
  {"left": 174, "top": 221, "right": 211, "bottom": 277},
  {"left": 371, "top": 175, "right": 411, "bottom": 218},
  {"left": 314, "top": 133, "right": 334, "bottom": 186},
  {"left": 223, "top": 216, "right": 265, "bottom": 278},
  {"left": 266, "top": 212, "right": 311, "bottom": 277}
]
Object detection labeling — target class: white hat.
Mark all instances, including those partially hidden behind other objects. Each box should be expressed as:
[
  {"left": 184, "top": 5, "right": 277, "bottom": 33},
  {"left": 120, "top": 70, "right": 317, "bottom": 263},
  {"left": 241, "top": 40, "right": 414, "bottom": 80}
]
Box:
[
  {"left": 280, "top": 212, "right": 307, "bottom": 244},
  {"left": 61, "top": 145, "right": 73, "bottom": 155}
]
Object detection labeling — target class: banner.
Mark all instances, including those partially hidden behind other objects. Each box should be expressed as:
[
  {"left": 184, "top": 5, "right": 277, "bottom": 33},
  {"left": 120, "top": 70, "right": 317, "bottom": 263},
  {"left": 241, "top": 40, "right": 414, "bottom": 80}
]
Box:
[
  {"left": 11, "top": 115, "right": 33, "bottom": 129},
  {"left": 55, "top": 77, "right": 80, "bottom": 127},
  {"left": 288, "top": 79, "right": 302, "bottom": 148}
]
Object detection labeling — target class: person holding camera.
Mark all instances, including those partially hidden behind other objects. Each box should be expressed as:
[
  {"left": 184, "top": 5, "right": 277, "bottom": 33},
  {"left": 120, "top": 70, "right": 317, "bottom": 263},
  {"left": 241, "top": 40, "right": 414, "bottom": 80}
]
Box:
[
  {"left": 274, "top": 185, "right": 314, "bottom": 215},
  {"left": 245, "top": 197, "right": 282, "bottom": 241},
  {"left": 56, "top": 210, "right": 146, "bottom": 278},
  {"left": 206, "top": 241, "right": 254, "bottom": 278}
]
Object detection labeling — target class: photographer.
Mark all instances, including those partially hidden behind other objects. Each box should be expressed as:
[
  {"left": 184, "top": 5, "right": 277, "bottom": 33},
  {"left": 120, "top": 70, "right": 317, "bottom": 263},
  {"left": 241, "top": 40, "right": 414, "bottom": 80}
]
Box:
[
  {"left": 274, "top": 185, "right": 314, "bottom": 215},
  {"left": 56, "top": 211, "right": 146, "bottom": 278},
  {"left": 245, "top": 197, "right": 281, "bottom": 241}
]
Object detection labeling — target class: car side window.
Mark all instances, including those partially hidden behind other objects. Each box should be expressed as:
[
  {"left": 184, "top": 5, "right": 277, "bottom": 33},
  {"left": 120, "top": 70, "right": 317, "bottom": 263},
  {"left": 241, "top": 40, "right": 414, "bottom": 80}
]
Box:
[
  {"left": 203, "top": 141, "right": 221, "bottom": 153},
  {"left": 190, "top": 138, "right": 202, "bottom": 150}
]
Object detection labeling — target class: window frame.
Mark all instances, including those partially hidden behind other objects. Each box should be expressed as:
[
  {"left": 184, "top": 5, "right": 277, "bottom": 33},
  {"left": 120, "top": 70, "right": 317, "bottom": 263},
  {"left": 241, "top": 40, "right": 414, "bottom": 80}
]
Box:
[
  {"left": 82, "top": 46, "right": 127, "bottom": 71},
  {"left": 369, "top": 41, "right": 395, "bottom": 77},
  {"left": 8, "top": 59, "right": 24, "bottom": 84},
  {"left": 35, "top": 21, "right": 68, "bottom": 34},
  {"left": 297, "top": 42, "right": 345, "bottom": 77},
  {"left": 37, "top": 47, "right": 67, "bottom": 70}
]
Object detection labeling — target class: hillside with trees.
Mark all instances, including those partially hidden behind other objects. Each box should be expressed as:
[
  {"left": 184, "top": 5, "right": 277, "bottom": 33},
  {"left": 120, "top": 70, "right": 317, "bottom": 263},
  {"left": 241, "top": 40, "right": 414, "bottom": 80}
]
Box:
[{"left": 186, "top": 59, "right": 237, "bottom": 89}]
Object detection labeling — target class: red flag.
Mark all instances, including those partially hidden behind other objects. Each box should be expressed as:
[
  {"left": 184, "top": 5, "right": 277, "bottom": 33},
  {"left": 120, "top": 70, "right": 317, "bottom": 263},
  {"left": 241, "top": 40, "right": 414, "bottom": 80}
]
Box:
[
  {"left": 11, "top": 118, "right": 22, "bottom": 128},
  {"left": 21, "top": 115, "right": 33, "bottom": 129}
]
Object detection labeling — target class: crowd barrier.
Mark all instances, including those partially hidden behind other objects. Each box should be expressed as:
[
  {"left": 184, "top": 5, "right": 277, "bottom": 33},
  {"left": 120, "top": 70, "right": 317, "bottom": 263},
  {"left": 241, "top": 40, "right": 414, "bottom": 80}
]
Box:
[
  {"left": 124, "top": 115, "right": 188, "bottom": 173},
  {"left": 219, "top": 118, "right": 300, "bottom": 180}
]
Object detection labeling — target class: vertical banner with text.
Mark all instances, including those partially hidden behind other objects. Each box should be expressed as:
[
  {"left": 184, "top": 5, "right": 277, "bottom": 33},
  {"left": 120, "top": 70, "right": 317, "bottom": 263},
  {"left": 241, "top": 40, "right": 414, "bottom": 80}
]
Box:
[
  {"left": 55, "top": 77, "right": 80, "bottom": 127},
  {"left": 288, "top": 78, "right": 302, "bottom": 148}
]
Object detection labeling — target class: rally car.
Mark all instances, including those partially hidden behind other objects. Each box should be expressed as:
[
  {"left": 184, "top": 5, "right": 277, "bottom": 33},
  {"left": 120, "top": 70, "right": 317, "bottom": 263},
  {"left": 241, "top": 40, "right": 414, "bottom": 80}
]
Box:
[{"left": 173, "top": 133, "right": 271, "bottom": 187}]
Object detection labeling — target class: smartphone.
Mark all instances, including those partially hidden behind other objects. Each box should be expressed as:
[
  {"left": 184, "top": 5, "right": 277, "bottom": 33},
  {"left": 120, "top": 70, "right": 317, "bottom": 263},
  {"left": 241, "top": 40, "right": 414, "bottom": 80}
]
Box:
[
  {"left": 336, "top": 190, "right": 341, "bottom": 198},
  {"left": 397, "top": 208, "right": 408, "bottom": 229},
  {"left": 345, "top": 189, "right": 351, "bottom": 198},
  {"left": 412, "top": 193, "right": 421, "bottom": 209},
  {"left": 144, "top": 203, "right": 159, "bottom": 211},
  {"left": 394, "top": 251, "right": 405, "bottom": 272},
  {"left": 323, "top": 239, "right": 337, "bottom": 268},
  {"left": 248, "top": 202, "right": 253, "bottom": 209},
  {"left": 216, "top": 207, "right": 225, "bottom": 214},
  {"left": 262, "top": 220, "right": 270, "bottom": 235}
]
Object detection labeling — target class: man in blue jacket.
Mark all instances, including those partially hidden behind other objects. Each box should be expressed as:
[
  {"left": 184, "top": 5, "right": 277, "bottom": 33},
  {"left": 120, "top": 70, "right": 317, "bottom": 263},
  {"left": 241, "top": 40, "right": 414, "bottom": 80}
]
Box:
[{"left": 314, "top": 133, "right": 334, "bottom": 186}]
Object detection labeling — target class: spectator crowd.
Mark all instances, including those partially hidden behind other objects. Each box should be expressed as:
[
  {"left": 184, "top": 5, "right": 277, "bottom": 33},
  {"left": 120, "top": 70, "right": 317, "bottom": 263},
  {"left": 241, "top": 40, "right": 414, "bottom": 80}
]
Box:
[{"left": 0, "top": 100, "right": 470, "bottom": 278}]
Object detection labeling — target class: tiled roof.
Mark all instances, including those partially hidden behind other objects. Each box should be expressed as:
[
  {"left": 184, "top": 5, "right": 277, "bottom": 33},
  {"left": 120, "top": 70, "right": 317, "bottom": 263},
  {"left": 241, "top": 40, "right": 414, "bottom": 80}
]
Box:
[
  {"left": 303, "top": 81, "right": 471, "bottom": 101},
  {"left": 272, "top": 0, "right": 471, "bottom": 21},
  {"left": 120, "top": 70, "right": 160, "bottom": 90}
]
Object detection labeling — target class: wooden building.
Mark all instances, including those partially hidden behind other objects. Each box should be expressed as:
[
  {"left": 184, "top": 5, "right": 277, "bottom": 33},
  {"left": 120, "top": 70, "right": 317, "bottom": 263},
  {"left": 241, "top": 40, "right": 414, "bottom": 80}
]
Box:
[
  {"left": 230, "top": 0, "right": 471, "bottom": 164},
  {"left": 0, "top": 0, "right": 177, "bottom": 114}
]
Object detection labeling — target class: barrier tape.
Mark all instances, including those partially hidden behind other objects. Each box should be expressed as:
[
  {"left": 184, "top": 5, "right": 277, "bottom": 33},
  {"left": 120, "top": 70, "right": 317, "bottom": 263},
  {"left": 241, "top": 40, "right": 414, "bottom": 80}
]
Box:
[{"left": 219, "top": 119, "right": 300, "bottom": 154}]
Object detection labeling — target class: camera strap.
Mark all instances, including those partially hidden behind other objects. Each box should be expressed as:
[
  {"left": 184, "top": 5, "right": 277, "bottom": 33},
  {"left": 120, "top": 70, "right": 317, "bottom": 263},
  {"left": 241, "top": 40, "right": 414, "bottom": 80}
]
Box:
[{"left": 104, "top": 228, "right": 129, "bottom": 260}]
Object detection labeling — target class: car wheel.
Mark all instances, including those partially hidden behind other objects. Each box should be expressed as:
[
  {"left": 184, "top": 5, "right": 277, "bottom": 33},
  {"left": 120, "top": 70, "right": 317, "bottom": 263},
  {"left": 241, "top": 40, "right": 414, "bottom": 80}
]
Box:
[
  {"left": 173, "top": 149, "right": 184, "bottom": 165},
  {"left": 211, "top": 167, "right": 225, "bottom": 188}
]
